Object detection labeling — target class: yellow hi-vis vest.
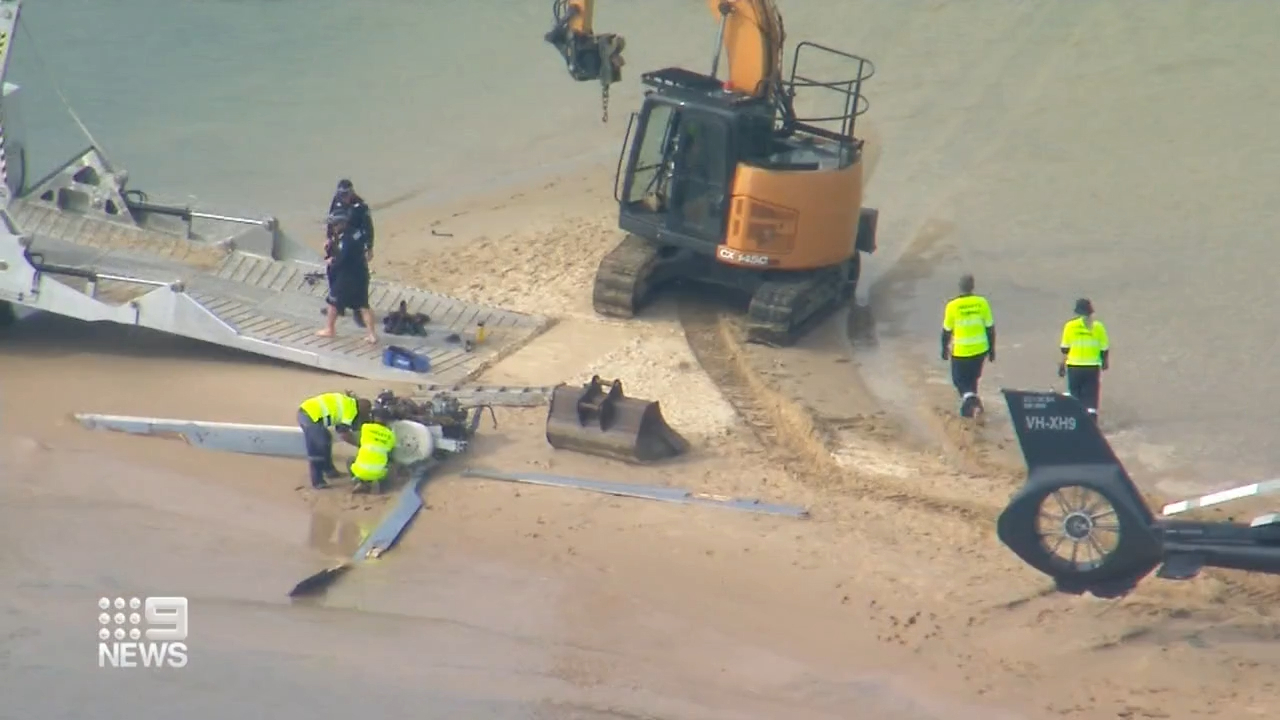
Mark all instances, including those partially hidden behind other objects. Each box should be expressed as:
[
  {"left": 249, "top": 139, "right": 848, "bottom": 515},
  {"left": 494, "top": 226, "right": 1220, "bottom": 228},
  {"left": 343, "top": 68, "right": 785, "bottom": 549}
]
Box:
[
  {"left": 300, "top": 393, "right": 359, "bottom": 428},
  {"left": 351, "top": 422, "right": 396, "bottom": 482},
  {"left": 942, "top": 294, "right": 994, "bottom": 358},
  {"left": 1061, "top": 317, "right": 1109, "bottom": 367}
]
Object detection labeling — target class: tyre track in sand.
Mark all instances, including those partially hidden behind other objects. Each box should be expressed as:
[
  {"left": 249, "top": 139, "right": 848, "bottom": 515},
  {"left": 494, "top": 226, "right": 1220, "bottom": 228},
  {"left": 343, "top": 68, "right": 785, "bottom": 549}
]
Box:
[{"left": 677, "top": 299, "right": 996, "bottom": 524}]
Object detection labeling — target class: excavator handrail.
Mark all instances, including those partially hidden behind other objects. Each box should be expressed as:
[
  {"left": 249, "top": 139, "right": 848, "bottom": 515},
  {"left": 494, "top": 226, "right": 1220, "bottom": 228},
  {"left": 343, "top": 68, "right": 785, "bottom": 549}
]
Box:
[
  {"left": 789, "top": 41, "right": 877, "bottom": 83},
  {"left": 786, "top": 40, "right": 875, "bottom": 140}
]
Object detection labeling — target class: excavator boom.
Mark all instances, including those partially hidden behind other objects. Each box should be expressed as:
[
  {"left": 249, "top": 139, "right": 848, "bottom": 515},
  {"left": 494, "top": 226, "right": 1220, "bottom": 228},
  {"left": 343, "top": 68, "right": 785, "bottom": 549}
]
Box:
[
  {"left": 545, "top": 0, "right": 784, "bottom": 98},
  {"left": 711, "top": 0, "right": 785, "bottom": 97}
]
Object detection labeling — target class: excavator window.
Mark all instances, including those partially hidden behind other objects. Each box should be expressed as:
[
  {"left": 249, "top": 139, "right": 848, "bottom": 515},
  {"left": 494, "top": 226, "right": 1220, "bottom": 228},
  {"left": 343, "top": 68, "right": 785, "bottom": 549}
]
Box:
[
  {"left": 620, "top": 99, "right": 733, "bottom": 245},
  {"left": 623, "top": 103, "right": 677, "bottom": 209}
]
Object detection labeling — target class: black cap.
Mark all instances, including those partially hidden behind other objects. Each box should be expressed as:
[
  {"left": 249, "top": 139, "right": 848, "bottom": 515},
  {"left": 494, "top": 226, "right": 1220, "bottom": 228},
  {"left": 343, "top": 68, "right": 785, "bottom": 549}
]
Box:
[
  {"left": 1074, "top": 298, "right": 1094, "bottom": 315},
  {"left": 336, "top": 179, "right": 354, "bottom": 192}
]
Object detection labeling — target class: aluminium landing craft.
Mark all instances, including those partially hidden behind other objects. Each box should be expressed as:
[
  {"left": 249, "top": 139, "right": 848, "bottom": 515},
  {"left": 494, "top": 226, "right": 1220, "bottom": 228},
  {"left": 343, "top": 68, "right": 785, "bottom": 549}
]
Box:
[{"left": 0, "top": 0, "right": 549, "bottom": 382}]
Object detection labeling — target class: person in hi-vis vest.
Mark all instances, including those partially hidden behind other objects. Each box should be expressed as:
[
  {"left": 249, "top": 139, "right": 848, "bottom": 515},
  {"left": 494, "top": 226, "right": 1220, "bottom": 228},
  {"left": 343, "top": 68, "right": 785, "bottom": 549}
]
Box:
[
  {"left": 1058, "top": 298, "right": 1109, "bottom": 421},
  {"left": 297, "top": 392, "right": 370, "bottom": 489},
  {"left": 940, "top": 274, "right": 996, "bottom": 418},
  {"left": 350, "top": 407, "right": 398, "bottom": 495}
]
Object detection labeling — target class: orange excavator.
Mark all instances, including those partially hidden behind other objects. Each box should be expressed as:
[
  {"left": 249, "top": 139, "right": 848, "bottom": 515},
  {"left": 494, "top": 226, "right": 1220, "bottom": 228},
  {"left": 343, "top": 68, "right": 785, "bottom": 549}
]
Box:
[{"left": 545, "top": 0, "right": 878, "bottom": 345}]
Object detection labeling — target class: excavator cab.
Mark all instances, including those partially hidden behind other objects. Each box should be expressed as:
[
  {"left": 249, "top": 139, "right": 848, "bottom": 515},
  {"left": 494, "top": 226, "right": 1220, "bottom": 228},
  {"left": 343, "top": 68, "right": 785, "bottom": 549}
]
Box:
[
  {"left": 546, "top": 0, "right": 880, "bottom": 346},
  {"left": 615, "top": 70, "right": 751, "bottom": 248}
]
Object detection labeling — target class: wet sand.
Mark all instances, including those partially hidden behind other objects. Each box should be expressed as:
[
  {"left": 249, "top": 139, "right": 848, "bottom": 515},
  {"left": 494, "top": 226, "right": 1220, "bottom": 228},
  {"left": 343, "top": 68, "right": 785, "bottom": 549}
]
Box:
[
  {"left": 0, "top": 331, "right": 1008, "bottom": 720},
  {"left": 845, "top": 1, "right": 1280, "bottom": 492},
  {"left": 6, "top": 164, "right": 1278, "bottom": 720},
  {"left": 379, "top": 166, "right": 1280, "bottom": 718},
  {"left": 6, "top": 169, "right": 1280, "bottom": 717}
]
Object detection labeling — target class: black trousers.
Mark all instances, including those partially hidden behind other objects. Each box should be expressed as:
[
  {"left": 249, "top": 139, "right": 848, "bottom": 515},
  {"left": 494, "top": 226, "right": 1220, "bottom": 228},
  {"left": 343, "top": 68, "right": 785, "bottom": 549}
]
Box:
[
  {"left": 298, "top": 410, "right": 335, "bottom": 483},
  {"left": 950, "top": 354, "right": 986, "bottom": 398},
  {"left": 1066, "top": 366, "right": 1102, "bottom": 413},
  {"left": 327, "top": 264, "right": 371, "bottom": 312}
]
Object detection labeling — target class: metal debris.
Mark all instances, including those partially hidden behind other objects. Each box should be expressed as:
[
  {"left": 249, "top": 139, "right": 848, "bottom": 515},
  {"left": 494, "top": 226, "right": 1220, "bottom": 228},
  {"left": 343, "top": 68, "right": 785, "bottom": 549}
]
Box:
[
  {"left": 354, "top": 464, "right": 433, "bottom": 560},
  {"left": 289, "top": 462, "right": 435, "bottom": 598},
  {"left": 74, "top": 414, "right": 308, "bottom": 458},
  {"left": 410, "top": 384, "right": 556, "bottom": 408},
  {"left": 461, "top": 468, "right": 810, "bottom": 519},
  {"left": 1161, "top": 478, "right": 1280, "bottom": 517},
  {"left": 544, "top": 376, "right": 689, "bottom": 465}
]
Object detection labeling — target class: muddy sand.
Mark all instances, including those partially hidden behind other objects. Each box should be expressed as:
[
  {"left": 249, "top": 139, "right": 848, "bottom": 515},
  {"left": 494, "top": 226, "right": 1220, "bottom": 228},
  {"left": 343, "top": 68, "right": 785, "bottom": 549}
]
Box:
[
  {"left": 382, "top": 171, "right": 1280, "bottom": 717},
  {"left": 2, "top": 172, "right": 1277, "bottom": 720},
  {"left": 2, "top": 164, "right": 1277, "bottom": 719}
]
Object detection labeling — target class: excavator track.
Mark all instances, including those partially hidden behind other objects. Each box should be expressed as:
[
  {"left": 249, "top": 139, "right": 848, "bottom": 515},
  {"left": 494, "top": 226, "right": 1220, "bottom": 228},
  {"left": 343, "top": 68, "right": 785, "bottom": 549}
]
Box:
[
  {"left": 745, "top": 265, "right": 847, "bottom": 347},
  {"left": 595, "top": 233, "right": 858, "bottom": 347},
  {"left": 592, "top": 234, "right": 668, "bottom": 319}
]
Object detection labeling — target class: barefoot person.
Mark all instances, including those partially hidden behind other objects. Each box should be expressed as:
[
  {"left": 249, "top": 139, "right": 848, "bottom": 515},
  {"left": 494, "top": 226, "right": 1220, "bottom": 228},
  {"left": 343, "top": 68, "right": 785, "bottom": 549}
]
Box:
[
  {"left": 323, "top": 212, "right": 364, "bottom": 329},
  {"left": 317, "top": 208, "right": 378, "bottom": 344}
]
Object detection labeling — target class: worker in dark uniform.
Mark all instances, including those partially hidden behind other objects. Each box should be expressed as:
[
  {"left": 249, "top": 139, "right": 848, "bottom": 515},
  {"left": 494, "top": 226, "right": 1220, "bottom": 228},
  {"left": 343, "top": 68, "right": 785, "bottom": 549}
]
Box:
[
  {"left": 1059, "top": 298, "right": 1109, "bottom": 421},
  {"left": 317, "top": 208, "right": 378, "bottom": 344},
  {"left": 297, "top": 392, "right": 370, "bottom": 489},
  {"left": 326, "top": 180, "right": 374, "bottom": 328},
  {"left": 322, "top": 212, "right": 358, "bottom": 325},
  {"left": 330, "top": 179, "right": 374, "bottom": 261},
  {"left": 940, "top": 274, "right": 996, "bottom": 418}
]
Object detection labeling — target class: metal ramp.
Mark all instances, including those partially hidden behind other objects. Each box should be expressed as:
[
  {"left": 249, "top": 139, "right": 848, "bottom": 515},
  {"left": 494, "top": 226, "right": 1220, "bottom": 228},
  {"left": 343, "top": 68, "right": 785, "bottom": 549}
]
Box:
[
  {"left": 0, "top": 0, "right": 550, "bottom": 383},
  {"left": 0, "top": 204, "right": 551, "bottom": 384}
]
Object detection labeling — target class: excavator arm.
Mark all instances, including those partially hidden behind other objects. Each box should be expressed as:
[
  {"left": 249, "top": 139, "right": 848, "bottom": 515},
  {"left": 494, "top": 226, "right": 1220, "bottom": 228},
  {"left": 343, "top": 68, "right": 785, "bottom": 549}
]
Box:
[
  {"left": 545, "top": 0, "right": 626, "bottom": 119},
  {"left": 709, "top": 0, "right": 785, "bottom": 98},
  {"left": 545, "top": 0, "right": 788, "bottom": 119},
  {"left": 544, "top": 0, "right": 625, "bottom": 84}
]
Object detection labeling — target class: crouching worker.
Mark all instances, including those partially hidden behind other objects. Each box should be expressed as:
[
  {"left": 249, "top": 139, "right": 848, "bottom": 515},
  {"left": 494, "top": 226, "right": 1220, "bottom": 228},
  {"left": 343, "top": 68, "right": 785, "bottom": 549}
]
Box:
[
  {"left": 298, "top": 391, "right": 370, "bottom": 489},
  {"left": 350, "top": 407, "right": 398, "bottom": 495}
]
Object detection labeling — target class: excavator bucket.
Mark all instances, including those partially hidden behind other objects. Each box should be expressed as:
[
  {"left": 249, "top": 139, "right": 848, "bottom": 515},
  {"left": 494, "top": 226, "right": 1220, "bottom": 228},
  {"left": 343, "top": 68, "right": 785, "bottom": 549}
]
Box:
[{"left": 545, "top": 376, "right": 689, "bottom": 464}]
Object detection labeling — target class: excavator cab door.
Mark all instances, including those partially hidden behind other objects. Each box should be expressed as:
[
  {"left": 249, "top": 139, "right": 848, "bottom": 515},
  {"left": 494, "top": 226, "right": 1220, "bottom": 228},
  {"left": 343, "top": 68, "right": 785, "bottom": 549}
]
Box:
[{"left": 620, "top": 98, "right": 733, "bottom": 246}]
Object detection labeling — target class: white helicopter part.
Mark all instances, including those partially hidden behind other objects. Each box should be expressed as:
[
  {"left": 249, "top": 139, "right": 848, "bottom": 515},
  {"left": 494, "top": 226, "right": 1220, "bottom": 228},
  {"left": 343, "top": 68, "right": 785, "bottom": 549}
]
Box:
[{"left": 389, "top": 420, "right": 436, "bottom": 465}]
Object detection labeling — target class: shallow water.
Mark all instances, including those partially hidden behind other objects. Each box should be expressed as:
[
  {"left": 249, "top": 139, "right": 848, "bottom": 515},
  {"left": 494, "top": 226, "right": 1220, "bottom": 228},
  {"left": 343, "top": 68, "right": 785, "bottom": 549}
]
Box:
[
  {"left": 840, "top": 1, "right": 1280, "bottom": 490},
  {"left": 12, "top": 0, "right": 715, "bottom": 228},
  {"left": 0, "top": 434, "right": 1018, "bottom": 720}
]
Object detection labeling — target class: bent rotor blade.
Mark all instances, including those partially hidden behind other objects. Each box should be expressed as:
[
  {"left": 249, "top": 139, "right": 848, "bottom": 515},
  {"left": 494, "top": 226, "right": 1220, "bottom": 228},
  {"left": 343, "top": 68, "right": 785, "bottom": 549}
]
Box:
[{"left": 1161, "top": 479, "right": 1280, "bottom": 516}]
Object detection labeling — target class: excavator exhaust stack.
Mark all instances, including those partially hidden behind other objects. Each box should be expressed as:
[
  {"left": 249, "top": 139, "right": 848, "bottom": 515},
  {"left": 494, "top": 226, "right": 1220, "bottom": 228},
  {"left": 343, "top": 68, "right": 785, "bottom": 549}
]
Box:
[{"left": 545, "top": 376, "right": 689, "bottom": 464}]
